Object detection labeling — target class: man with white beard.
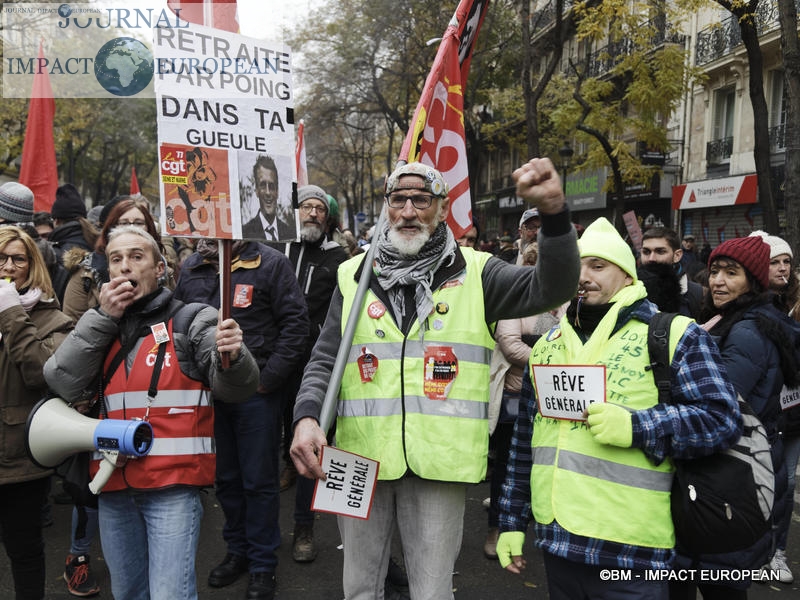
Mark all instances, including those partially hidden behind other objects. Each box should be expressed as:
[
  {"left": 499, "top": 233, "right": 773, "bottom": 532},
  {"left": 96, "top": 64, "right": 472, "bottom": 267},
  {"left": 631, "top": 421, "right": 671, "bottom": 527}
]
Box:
[
  {"left": 272, "top": 185, "right": 350, "bottom": 563},
  {"left": 290, "top": 160, "right": 580, "bottom": 599}
]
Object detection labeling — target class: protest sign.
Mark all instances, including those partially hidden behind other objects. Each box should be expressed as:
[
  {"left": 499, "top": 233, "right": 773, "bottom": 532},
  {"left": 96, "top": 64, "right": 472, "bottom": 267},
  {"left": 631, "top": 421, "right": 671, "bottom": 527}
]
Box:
[
  {"left": 532, "top": 364, "right": 607, "bottom": 421},
  {"left": 311, "top": 446, "right": 379, "bottom": 520},
  {"left": 153, "top": 21, "right": 296, "bottom": 240}
]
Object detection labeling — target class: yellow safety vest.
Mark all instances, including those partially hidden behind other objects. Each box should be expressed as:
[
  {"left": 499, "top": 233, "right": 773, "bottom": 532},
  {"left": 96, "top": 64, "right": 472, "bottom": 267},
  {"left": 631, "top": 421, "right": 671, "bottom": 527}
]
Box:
[
  {"left": 336, "top": 248, "right": 495, "bottom": 482},
  {"left": 528, "top": 312, "right": 691, "bottom": 548}
]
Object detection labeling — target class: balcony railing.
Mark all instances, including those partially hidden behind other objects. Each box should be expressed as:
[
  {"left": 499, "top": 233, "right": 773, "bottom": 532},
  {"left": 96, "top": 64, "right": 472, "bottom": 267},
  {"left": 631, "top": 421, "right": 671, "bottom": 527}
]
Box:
[
  {"left": 695, "top": 1, "right": 790, "bottom": 66},
  {"left": 585, "top": 18, "right": 686, "bottom": 78},
  {"left": 706, "top": 136, "right": 734, "bottom": 165}
]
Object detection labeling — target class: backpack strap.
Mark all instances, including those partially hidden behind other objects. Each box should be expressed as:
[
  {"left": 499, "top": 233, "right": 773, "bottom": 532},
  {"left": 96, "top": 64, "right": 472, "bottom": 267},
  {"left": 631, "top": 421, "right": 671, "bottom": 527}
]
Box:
[{"left": 647, "top": 312, "right": 677, "bottom": 405}]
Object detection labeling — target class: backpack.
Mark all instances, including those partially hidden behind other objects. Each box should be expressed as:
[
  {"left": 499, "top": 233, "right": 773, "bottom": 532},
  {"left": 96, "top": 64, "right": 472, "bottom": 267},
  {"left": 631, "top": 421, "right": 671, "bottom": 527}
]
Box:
[{"left": 648, "top": 311, "right": 775, "bottom": 556}]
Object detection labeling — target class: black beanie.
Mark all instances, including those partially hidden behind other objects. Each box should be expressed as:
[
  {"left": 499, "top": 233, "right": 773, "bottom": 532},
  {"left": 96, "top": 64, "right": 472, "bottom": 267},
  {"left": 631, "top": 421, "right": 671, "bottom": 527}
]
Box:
[{"left": 51, "top": 184, "right": 87, "bottom": 219}]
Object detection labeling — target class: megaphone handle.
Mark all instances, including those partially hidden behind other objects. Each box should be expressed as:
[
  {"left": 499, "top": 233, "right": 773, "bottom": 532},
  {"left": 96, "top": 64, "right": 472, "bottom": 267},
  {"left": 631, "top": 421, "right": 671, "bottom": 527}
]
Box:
[{"left": 88, "top": 454, "right": 118, "bottom": 495}]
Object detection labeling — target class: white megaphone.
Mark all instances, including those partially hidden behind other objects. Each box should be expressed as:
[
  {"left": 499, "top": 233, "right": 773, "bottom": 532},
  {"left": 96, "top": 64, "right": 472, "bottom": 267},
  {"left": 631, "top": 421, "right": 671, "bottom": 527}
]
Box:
[{"left": 25, "top": 397, "right": 154, "bottom": 494}]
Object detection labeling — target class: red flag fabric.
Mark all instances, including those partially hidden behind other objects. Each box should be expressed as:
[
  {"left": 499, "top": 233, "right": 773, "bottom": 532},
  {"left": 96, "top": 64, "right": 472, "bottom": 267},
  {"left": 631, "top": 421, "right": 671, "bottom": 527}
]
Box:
[
  {"left": 296, "top": 120, "right": 308, "bottom": 187},
  {"left": 167, "top": 0, "right": 238, "bottom": 32},
  {"left": 398, "top": 0, "right": 489, "bottom": 238},
  {"left": 130, "top": 167, "right": 141, "bottom": 195},
  {"left": 19, "top": 42, "right": 58, "bottom": 213}
]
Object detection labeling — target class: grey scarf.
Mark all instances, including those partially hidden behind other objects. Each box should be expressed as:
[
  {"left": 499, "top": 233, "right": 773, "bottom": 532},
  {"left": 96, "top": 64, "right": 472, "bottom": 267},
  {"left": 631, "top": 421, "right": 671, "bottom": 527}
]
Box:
[{"left": 373, "top": 221, "right": 456, "bottom": 331}]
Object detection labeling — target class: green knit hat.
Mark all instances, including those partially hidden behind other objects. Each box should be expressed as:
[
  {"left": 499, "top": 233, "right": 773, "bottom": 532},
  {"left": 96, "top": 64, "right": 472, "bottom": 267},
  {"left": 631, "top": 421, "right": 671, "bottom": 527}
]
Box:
[{"left": 578, "top": 217, "right": 637, "bottom": 281}]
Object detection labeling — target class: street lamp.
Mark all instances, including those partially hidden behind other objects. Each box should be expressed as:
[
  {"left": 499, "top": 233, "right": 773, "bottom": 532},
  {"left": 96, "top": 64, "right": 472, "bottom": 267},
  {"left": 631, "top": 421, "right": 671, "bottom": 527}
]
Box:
[{"left": 558, "top": 142, "right": 574, "bottom": 195}]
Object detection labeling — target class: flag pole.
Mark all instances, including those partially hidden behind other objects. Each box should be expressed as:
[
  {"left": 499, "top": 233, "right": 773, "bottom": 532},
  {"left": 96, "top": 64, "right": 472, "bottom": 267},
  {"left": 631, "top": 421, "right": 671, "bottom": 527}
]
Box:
[{"left": 318, "top": 201, "right": 388, "bottom": 433}]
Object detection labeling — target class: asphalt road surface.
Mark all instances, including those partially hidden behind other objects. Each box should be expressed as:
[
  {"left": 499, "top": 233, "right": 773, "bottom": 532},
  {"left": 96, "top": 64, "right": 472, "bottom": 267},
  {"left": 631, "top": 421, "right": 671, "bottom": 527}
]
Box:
[{"left": 1, "top": 459, "right": 798, "bottom": 599}]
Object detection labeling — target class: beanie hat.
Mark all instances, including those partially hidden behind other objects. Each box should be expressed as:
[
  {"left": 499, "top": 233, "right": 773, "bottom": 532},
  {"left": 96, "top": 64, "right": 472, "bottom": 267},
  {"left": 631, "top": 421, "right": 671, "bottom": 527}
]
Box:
[
  {"left": 326, "top": 194, "right": 339, "bottom": 221},
  {"left": 0, "top": 182, "right": 34, "bottom": 223},
  {"left": 51, "top": 184, "right": 86, "bottom": 219},
  {"left": 385, "top": 162, "right": 449, "bottom": 197},
  {"left": 297, "top": 185, "right": 329, "bottom": 211},
  {"left": 578, "top": 217, "right": 637, "bottom": 280},
  {"left": 749, "top": 230, "right": 793, "bottom": 260},
  {"left": 99, "top": 195, "right": 127, "bottom": 226},
  {"left": 709, "top": 236, "right": 770, "bottom": 290},
  {"left": 519, "top": 208, "right": 539, "bottom": 228}
]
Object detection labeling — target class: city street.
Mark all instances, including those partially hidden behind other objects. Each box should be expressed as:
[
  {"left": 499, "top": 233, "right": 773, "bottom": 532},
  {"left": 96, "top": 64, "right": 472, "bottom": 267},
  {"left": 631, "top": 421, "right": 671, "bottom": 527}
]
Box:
[{"left": 1, "top": 458, "right": 798, "bottom": 599}]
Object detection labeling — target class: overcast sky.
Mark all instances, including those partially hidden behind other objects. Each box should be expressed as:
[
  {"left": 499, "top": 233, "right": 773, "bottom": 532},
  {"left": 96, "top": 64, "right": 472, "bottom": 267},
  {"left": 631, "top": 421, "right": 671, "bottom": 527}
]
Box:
[{"left": 236, "top": 0, "right": 312, "bottom": 42}]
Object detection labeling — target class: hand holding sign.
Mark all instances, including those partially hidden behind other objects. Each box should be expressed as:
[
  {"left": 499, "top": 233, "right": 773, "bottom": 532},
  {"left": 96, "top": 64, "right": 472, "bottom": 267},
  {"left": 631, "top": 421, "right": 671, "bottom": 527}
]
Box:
[
  {"left": 290, "top": 417, "right": 328, "bottom": 480},
  {"left": 585, "top": 402, "right": 634, "bottom": 448}
]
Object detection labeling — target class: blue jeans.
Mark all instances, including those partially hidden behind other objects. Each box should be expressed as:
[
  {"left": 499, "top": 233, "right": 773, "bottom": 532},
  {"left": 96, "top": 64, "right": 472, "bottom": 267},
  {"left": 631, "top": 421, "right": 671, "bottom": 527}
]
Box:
[
  {"left": 214, "top": 390, "right": 282, "bottom": 572},
  {"left": 338, "top": 477, "right": 465, "bottom": 600},
  {"left": 70, "top": 505, "right": 99, "bottom": 555},
  {"left": 777, "top": 434, "right": 800, "bottom": 549},
  {"left": 98, "top": 486, "right": 203, "bottom": 600}
]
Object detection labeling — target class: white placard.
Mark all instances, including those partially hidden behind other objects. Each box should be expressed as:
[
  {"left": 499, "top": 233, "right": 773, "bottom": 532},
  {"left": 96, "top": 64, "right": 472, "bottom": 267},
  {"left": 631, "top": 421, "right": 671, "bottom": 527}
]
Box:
[
  {"left": 532, "top": 364, "right": 606, "bottom": 421},
  {"left": 311, "top": 446, "right": 379, "bottom": 520},
  {"left": 780, "top": 385, "right": 800, "bottom": 411}
]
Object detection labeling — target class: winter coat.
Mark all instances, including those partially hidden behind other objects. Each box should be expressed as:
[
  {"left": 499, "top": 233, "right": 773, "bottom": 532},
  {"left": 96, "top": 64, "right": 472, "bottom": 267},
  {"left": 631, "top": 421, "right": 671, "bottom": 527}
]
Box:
[
  {"left": 49, "top": 221, "right": 93, "bottom": 264},
  {"left": 0, "top": 297, "right": 73, "bottom": 485},
  {"left": 173, "top": 241, "right": 309, "bottom": 393},
  {"left": 675, "top": 301, "right": 799, "bottom": 580},
  {"left": 43, "top": 287, "right": 259, "bottom": 409}
]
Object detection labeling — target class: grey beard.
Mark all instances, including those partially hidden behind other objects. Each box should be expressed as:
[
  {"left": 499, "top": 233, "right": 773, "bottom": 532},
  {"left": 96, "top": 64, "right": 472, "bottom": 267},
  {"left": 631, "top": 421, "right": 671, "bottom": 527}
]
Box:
[
  {"left": 300, "top": 224, "right": 324, "bottom": 243},
  {"left": 386, "top": 226, "right": 430, "bottom": 256}
]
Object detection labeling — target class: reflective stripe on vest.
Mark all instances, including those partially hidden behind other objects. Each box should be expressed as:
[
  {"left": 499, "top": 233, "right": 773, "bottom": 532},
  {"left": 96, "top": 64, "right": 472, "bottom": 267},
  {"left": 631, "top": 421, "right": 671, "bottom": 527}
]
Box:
[
  {"left": 90, "top": 319, "right": 215, "bottom": 491},
  {"left": 336, "top": 249, "right": 494, "bottom": 482},
  {"left": 528, "top": 314, "right": 691, "bottom": 548}
]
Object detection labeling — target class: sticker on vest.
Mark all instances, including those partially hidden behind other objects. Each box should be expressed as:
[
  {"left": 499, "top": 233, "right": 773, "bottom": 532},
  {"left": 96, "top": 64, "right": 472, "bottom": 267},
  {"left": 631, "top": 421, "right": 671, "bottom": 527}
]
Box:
[
  {"left": 532, "top": 364, "right": 606, "bottom": 421},
  {"left": 423, "top": 346, "right": 458, "bottom": 400},
  {"left": 151, "top": 322, "right": 170, "bottom": 344},
  {"left": 357, "top": 347, "right": 379, "bottom": 383},
  {"left": 367, "top": 301, "right": 386, "bottom": 319},
  {"left": 233, "top": 284, "right": 254, "bottom": 308},
  {"left": 780, "top": 385, "right": 800, "bottom": 411}
]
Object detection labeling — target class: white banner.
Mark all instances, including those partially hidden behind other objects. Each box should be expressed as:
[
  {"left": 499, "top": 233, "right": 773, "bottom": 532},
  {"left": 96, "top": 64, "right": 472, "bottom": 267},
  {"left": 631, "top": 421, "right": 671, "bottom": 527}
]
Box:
[{"left": 153, "top": 21, "right": 295, "bottom": 239}]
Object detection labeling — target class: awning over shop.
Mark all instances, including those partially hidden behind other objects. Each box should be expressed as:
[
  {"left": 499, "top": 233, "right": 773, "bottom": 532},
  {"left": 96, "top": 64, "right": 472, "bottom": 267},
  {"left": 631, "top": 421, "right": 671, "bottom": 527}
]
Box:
[{"left": 672, "top": 173, "right": 757, "bottom": 210}]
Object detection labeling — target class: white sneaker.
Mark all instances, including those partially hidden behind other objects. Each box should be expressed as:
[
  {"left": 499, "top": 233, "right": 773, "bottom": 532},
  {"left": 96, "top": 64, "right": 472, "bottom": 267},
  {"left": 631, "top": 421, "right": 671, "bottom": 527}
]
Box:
[{"left": 768, "top": 549, "right": 794, "bottom": 584}]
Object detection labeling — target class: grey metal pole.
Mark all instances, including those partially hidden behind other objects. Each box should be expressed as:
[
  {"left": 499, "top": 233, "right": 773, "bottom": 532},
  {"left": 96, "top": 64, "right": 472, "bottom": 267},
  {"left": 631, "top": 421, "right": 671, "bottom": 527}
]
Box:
[{"left": 318, "top": 204, "right": 388, "bottom": 433}]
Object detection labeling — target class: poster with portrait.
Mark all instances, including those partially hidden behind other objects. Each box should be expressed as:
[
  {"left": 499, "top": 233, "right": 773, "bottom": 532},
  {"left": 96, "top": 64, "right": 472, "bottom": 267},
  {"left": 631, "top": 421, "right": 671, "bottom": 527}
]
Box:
[{"left": 153, "top": 20, "right": 296, "bottom": 240}]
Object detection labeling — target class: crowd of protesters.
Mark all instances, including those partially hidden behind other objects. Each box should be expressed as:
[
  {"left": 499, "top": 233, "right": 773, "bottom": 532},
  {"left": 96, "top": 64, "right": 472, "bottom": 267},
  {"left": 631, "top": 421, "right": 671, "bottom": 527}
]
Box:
[{"left": 1, "top": 165, "right": 799, "bottom": 600}]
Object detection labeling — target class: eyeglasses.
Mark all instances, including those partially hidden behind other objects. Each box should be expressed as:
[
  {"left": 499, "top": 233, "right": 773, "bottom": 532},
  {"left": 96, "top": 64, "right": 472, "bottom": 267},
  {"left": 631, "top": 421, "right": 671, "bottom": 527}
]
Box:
[
  {"left": 385, "top": 193, "right": 435, "bottom": 210},
  {"left": 117, "top": 219, "right": 147, "bottom": 227},
  {"left": 0, "top": 253, "right": 28, "bottom": 268},
  {"left": 299, "top": 203, "right": 328, "bottom": 215}
]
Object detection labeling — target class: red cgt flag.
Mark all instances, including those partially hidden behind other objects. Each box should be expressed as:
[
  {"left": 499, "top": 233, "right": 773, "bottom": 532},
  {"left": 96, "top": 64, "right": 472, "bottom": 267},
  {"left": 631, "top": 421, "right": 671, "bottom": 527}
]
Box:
[
  {"left": 398, "top": 0, "right": 489, "bottom": 239},
  {"left": 167, "top": 0, "right": 238, "bottom": 32},
  {"left": 296, "top": 120, "right": 308, "bottom": 187},
  {"left": 19, "top": 42, "right": 58, "bottom": 213},
  {"left": 130, "top": 167, "right": 141, "bottom": 195}
]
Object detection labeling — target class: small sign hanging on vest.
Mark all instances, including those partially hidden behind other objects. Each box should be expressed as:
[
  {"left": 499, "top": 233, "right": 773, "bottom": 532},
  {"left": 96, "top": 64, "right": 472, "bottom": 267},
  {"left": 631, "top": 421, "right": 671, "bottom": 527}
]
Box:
[
  {"left": 311, "top": 446, "right": 379, "bottom": 520},
  {"left": 423, "top": 346, "right": 458, "bottom": 400},
  {"left": 357, "top": 347, "right": 379, "bottom": 383},
  {"left": 532, "top": 364, "right": 606, "bottom": 421}
]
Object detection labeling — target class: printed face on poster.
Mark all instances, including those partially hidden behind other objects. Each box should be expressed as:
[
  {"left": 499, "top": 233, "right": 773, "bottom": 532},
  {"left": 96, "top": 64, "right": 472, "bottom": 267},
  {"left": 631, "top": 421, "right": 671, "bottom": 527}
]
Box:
[{"left": 153, "top": 21, "right": 297, "bottom": 241}]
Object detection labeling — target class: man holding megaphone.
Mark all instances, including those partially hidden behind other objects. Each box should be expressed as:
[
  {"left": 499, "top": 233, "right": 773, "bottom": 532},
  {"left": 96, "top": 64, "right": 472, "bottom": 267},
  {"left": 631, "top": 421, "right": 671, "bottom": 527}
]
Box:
[{"left": 44, "top": 226, "right": 260, "bottom": 600}]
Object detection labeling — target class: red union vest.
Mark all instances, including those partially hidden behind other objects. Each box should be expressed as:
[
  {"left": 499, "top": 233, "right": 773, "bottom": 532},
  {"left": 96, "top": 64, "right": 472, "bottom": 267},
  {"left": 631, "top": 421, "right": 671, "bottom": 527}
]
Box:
[{"left": 89, "top": 319, "right": 215, "bottom": 491}]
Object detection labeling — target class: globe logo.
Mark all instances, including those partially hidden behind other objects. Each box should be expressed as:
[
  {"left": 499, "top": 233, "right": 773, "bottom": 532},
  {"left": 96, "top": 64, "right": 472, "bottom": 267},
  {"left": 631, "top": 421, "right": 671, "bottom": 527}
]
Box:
[
  {"left": 94, "top": 37, "right": 153, "bottom": 97},
  {"left": 58, "top": 4, "right": 72, "bottom": 18}
]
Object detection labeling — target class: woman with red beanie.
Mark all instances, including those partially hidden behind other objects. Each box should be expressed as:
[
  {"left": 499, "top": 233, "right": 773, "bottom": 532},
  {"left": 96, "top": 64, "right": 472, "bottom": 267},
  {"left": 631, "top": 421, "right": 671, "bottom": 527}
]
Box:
[{"left": 669, "top": 235, "right": 800, "bottom": 600}]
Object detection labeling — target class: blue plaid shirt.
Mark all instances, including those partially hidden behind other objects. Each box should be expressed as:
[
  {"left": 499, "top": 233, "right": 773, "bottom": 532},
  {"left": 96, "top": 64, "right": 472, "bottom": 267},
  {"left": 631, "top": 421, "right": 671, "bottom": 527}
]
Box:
[{"left": 498, "top": 300, "right": 741, "bottom": 570}]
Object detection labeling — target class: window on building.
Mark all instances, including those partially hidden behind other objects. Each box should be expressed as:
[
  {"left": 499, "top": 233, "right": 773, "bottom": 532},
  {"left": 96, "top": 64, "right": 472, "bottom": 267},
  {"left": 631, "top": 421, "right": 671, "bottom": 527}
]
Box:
[
  {"left": 708, "top": 87, "right": 735, "bottom": 165},
  {"left": 769, "top": 70, "right": 786, "bottom": 152}
]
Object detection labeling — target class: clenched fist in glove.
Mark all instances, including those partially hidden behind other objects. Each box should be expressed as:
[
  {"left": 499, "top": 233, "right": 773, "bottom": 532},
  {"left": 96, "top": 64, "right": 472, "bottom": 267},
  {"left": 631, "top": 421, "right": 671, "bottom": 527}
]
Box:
[{"left": 586, "top": 402, "right": 633, "bottom": 447}]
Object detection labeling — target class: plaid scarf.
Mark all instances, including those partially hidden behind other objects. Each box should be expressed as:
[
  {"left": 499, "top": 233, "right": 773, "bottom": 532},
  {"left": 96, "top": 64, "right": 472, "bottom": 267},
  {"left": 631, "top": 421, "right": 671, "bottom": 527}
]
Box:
[{"left": 373, "top": 221, "right": 455, "bottom": 332}]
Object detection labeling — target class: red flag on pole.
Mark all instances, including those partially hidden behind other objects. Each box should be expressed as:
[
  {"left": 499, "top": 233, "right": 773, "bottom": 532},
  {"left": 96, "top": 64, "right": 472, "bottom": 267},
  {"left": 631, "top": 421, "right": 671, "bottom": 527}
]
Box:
[
  {"left": 398, "top": 0, "right": 489, "bottom": 239},
  {"left": 130, "top": 167, "right": 141, "bottom": 195},
  {"left": 296, "top": 120, "right": 308, "bottom": 187},
  {"left": 19, "top": 42, "right": 58, "bottom": 213},
  {"left": 167, "top": 0, "right": 238, "bottom": 32}
]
